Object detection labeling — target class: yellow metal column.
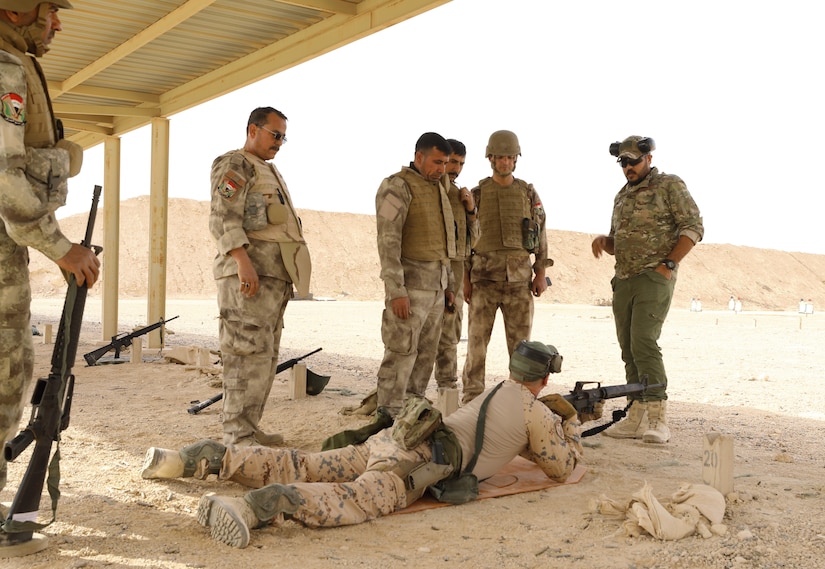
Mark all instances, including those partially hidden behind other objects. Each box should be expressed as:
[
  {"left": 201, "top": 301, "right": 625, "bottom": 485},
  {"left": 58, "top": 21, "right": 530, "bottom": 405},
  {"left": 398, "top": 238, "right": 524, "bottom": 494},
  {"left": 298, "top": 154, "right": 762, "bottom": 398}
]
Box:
[
  {"left": 101, "top": 136, "right": 121, "bottom": 340},
  {"left": 147, "top": 117, "right": 170, "bottom": 348}
]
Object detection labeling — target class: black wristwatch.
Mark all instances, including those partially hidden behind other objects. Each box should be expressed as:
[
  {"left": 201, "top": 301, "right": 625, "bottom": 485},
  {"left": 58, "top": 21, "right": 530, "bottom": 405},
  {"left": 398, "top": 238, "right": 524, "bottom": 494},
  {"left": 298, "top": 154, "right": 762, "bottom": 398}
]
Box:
[{"left": 661, "top": 259, "right": 676, "bottom": 270}]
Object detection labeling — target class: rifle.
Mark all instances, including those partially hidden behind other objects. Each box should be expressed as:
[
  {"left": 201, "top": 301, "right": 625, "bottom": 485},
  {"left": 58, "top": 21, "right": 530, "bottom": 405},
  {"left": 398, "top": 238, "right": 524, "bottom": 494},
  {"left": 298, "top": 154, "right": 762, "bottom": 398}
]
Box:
[
  {"left": 552, "top": 381, "right": 648, "bottom": 437},
  {"left": 83, "top": 315, "right": 179, "bottom": 366},
  {"left": 187, "top": 347, "right": 322, "bottom": 414},
  {"left": 1, "top": 186, "right": 103, "bottom": 551}
]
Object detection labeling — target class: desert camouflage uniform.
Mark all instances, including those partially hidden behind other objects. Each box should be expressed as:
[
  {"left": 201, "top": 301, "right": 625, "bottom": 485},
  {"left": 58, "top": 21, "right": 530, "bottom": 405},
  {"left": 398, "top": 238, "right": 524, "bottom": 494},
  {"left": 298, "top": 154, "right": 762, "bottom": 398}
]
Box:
[
  {"left": 461, "top": 178, "right": 551, "bottom": 403},
  {"left": 210, "top": 149, "right": 307, "bottom": 445},
  {"left": 0, "top": 26, "right": 79, "bottom": 492},
  {"left": 375, "top": 165, "right": 455, "bottom": 414},
  {"left": 211, "top": 380, "right": 581, "bottom": 527},
  {"left": 409, "top": 178, "right": 478, "bottom": 390},
  {"left": 609, "top": 167, "right": 703, "bottom": 400}
]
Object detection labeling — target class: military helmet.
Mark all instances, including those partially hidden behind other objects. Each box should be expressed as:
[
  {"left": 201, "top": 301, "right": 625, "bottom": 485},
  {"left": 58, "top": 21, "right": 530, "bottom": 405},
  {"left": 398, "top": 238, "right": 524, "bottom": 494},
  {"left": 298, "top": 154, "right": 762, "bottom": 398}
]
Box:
[
  {"left": 0, "top": 0, "right": 72, "bottom": 10},
  {"left": 305, "top": 368, "right": 331, "bottom": 396},
  {"left": 486, "top": 130, "right": 521, "bottom": 157},
  {"left": 509, "top": 341, "right": 562, "bottom": 382}
]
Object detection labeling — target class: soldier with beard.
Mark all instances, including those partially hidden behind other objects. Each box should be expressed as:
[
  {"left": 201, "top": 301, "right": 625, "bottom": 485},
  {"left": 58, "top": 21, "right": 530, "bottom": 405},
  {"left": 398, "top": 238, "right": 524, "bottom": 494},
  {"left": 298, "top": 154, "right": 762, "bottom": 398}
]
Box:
[{"left": 0, "top": 0, "right": 99, "bottom": 509}]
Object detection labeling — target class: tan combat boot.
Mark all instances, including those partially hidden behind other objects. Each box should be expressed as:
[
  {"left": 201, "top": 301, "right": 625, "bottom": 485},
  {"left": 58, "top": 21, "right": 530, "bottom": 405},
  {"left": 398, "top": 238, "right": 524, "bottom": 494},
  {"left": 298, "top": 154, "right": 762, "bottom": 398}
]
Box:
[
  {"left": 198, "top": 484, "right": 301, "bottom": 548},
  {"left": 141, "top": 440, "right": 225, "bottom": 479},
  {"left": 643, "top": 400, "right": 671, "bottom": 444},
  {"left": 603, "top": 400, "right": 649, "bottom": 439}
]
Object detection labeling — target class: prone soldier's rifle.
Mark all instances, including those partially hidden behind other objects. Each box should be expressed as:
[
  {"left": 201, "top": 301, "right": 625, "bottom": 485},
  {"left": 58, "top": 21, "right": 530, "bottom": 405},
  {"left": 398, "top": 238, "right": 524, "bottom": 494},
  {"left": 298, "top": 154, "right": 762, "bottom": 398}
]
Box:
[
  {"left": 1, "top": 186, "right": 103, "bottom": 554},
  {"left": 549, "top": 380, "right": 648, "bottom": 437}
]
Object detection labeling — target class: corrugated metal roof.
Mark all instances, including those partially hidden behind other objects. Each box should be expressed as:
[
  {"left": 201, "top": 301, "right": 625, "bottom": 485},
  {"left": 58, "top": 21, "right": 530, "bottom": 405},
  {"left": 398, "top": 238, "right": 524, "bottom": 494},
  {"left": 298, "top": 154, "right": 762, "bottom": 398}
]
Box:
[{"left": 40, "top": 0, "right": 450, "bottom": 146}]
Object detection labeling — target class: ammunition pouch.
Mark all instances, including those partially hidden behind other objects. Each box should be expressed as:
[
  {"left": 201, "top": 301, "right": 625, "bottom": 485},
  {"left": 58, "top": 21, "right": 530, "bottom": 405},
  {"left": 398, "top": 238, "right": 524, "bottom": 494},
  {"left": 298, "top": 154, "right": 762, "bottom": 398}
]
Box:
[
  {"left": 391, "top": 395, "right": 442, "bottom": 450},
  {"left": 522, "top": 217, "right": 539, "bottom": 253},
  {"left": 242, "top": 192, "right": 268, "bottom": 231},
  {"left": 25, "top": 146, "right": 70, "bottom": 212}
]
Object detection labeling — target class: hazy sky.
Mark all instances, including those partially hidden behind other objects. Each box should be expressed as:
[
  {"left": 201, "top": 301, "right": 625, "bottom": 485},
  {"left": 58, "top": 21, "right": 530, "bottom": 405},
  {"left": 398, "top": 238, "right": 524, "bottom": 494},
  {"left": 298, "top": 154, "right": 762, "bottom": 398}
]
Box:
[{"left": 65, "top": 0, "right": 824, "bottom": 255}]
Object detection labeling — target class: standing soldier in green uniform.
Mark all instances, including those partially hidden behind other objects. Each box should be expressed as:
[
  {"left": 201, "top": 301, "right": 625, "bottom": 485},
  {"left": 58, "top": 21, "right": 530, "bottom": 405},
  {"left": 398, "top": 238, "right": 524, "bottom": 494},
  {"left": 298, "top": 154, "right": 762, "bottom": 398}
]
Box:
[
  {"left": 461, "top": 130, "right": 551, "bottom": 404},
  {"left": 407, "top": 139, "right": 477, "bottom": 405},
  {"left": 210, "top": 107, "right": 311, "bottom": 447},
  {"left": 0, "top": 0, "right": 99, "bottom": 504},
  {"left": 592, "top": 136, "right": 703, "bottom": 443},
  {"left": 374, "top": 132, "right": 456, "bottom": 417}
]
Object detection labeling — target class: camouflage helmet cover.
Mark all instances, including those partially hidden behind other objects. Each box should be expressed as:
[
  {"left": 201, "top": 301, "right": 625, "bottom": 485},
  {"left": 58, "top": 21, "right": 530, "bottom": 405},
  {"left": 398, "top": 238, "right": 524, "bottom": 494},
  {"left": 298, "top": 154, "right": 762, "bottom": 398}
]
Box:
[
  {"left": 0, "top": 0, "right": 73, "bottom": 10},
  {"left": 486, "top": 130, "right": 521, "bottom": 157},
  {"left": 509, "top": 341, "right": 562, "bottom": 382}
]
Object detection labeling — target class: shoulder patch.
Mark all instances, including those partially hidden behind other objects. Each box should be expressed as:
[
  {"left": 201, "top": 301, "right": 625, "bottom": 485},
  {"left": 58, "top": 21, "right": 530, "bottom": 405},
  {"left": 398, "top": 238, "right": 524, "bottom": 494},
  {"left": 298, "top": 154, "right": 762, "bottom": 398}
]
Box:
[
  {"left": 1, "top": 93, "right": 26, "bottom": 125},
  {"left": 218, "top": 168, "right": 247, "bottom": 200}
]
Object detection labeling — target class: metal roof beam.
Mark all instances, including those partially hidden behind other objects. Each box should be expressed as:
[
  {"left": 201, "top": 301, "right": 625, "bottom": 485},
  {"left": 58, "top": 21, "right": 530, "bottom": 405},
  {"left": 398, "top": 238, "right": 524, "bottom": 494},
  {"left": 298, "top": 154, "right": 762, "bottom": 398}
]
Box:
[
  {"left": 60, "top": 0, "right": 218, "bottom": 92},
  {"left": 276, "top": 0, "right": 358, "bottom": 15},
  {"left": 54, "top": 104, "right": 160, "bottom": 118},
  {"left": 48, "top": 82, "right": 161, "bottom": 104}
]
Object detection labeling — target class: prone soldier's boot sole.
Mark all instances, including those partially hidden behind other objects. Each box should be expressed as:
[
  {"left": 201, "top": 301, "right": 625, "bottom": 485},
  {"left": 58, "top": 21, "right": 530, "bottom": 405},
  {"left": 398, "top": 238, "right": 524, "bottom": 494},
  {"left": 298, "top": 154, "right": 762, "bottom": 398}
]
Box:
[{"left": 198, "top": 495, "right": 258, "bottom": 549}]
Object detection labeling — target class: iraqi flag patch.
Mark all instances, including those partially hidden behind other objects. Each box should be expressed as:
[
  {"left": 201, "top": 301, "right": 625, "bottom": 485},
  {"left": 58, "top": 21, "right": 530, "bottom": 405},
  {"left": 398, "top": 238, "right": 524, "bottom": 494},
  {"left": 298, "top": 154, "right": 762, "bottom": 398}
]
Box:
[{"left": 1, "top": 93, "right": 26, "bottom": 125}]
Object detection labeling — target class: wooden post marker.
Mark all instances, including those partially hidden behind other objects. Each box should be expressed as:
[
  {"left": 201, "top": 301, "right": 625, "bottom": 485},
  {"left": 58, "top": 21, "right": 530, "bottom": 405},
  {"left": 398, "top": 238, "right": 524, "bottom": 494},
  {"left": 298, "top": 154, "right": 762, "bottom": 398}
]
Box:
[
  {"left": 130, "top": 336, "right": 143, "bottom": 364},
  {"left": 42, "top": 324, "right": 53, "bottom": 345},
  {"left": 436, "top": 387, "right": 459, "bottom": 417},
  {"left": 702, "top": 432, "right": 734, "bottom": 495},
  {"left": 290, "top": 362, "right": 307, "bottom": 400}
]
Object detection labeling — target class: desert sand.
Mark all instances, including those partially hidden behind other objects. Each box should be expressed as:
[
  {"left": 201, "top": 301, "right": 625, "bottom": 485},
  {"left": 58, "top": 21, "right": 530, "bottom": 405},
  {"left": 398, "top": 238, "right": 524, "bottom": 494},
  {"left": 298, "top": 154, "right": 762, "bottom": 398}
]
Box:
[{"left": 3, "top": 200, "right": 824, "bottom": 568}]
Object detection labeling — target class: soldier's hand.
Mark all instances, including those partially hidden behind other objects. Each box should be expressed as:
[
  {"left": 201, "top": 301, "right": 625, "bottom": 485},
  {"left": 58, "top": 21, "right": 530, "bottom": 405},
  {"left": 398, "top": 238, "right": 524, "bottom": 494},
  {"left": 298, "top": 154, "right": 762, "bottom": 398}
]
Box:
[
  {"left": 459, "top": 187, "right": 474, "bottom": 210},
  {"left": 237, "top": 267, "right": 259, "bottom": 297},
  {"left": 530, "top": 272, "right": 548, "bottom": 297},
  {"left": 55, "top": 244, "right": 100, "bottom": 287},
  {"left": 391, "top": 296, "right": 410, "bottom": 319}
]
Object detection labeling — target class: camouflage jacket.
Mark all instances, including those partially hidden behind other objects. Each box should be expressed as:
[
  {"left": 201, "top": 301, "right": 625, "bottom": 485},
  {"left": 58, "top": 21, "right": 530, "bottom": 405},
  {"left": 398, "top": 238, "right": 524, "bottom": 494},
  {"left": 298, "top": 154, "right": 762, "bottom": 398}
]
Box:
[
  {"left": 609, "top": 167, "right": 704, "bottom": 279},
  {"left": 375, "top": 165, "right": 455, "bottom": 300},
  {"left": 0, "top": 25, "right": 73, "bottom": 261}
]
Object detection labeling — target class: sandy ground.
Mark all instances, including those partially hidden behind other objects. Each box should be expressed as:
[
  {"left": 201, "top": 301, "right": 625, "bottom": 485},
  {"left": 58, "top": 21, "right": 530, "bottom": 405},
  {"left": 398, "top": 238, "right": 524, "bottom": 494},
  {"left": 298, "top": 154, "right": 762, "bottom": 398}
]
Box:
[{"left": 2, "top": 299, "right": 824, "bottom": 568}]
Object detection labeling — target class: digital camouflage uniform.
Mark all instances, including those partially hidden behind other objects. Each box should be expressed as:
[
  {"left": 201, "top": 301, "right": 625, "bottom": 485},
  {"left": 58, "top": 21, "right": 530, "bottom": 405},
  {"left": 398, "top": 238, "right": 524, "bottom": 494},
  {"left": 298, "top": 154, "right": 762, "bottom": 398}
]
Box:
[
  {"left": 375, "top": 165, "right": 455, "bottom": 414},
  {"left": 608, "top": 166, "right": 703, "bottom": 401},
  {"left": 0, "top": 20, "right": 81, "bottom": 492},
  {"left": 210, "top": 149, "right": 309, "bottom": 445},
  {"left": 202, "top": 379, "right": 581, "bottom": 528},
  {"left": 461, "top": 178, "right": 551, "bottom": 403},
  {"left": 408, "top": 177, "right": 478, "bottom": 390}
]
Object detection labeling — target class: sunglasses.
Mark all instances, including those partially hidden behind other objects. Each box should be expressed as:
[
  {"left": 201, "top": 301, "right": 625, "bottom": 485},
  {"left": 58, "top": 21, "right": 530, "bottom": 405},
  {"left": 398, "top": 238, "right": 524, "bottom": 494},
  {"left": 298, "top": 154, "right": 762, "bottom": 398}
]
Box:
[
  {"left": 260, "top": 126, "right": 287, "bottom": 143},
  {"left": 618, "top": 156, "right": 644, "bottom": 168}
]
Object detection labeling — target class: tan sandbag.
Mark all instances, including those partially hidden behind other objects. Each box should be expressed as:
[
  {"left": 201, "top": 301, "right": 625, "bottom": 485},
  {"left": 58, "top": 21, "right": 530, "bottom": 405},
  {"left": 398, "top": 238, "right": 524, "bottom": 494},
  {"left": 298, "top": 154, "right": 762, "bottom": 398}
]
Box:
[
  {"left": 340, "top": 389, "right": 377, "bottom": 416},
  {"left": 165, "top": 345, "right": 214, "bottom": 366},
  {"left": 671, "top": 482, "right": 726, "bottom": 525},
  {"left": 631, "top": 481, "right": 695, "bottom": 540}
]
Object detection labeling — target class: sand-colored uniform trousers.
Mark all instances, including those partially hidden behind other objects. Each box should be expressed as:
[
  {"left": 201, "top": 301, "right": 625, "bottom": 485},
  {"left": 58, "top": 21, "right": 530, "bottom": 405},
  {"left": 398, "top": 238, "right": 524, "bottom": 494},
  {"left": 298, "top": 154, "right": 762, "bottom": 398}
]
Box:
[
  {"left": 218, "top": 274, "right": 292, "bottom": 444},
  {"left": 0, "top": 246, "right": 35, "bottom": 492},
  {"left": 433, "top": 258, "right": 466, "bottom": 388},
  {"left": 379, "top": 285, "right": 445, "bottom": 409},
  {"left": 219, "top": 428, "right": 431, "bottom": 527},
  {"left": 461, "top": 280, "right": 534, "bottom": 403},
  {"left": 611, "top": 271, "right": 675, "bottom": 401}
]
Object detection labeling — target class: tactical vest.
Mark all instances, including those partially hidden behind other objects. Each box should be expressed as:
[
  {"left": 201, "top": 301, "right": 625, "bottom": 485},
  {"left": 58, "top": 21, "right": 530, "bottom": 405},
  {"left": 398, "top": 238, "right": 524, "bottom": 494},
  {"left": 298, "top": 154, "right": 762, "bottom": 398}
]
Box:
[
  {"left": 474, "top": 178, "right": 531, "bottom": 254},
  {"left": 0, "top": 34, "right": 57, "bottom": 149},
  {"left": 396, "top": 169, "right": 454, "bottom": 262},
  {"left": 244, "top": 152, "right": 305, "bottom": 244},
  {"left": 448, "top": 182, "right": 470, "bottom": 259}
]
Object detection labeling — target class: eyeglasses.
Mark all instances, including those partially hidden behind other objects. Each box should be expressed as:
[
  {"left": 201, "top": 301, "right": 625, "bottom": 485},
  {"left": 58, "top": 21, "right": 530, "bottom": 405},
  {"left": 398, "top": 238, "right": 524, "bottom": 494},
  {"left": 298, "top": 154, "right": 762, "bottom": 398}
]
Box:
[
  {"left": 260, "top": 126, "right": 287, "bottom": 143},
  {"left": 618, "top": 156, "right": 644, "bottom": 168}
]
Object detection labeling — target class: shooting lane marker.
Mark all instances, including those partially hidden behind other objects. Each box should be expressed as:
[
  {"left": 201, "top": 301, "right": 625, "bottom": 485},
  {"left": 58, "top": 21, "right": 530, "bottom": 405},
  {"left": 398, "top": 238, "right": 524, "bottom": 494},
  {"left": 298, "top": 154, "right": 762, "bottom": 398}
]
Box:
[
  {"left": 42, "top": 324, "right": 52, "bottom": 345},
  {"left": 702, "top": 432, "right": 734, "bottom": 496},
  {"left": 131, "top": 336, "right": 143, "bottom": 364},
  {"left": 436, "top": 387, "right": 459, "bottom": 417},
  {"left": 289, "top": 362, "right": 307, "bottom": 400}
]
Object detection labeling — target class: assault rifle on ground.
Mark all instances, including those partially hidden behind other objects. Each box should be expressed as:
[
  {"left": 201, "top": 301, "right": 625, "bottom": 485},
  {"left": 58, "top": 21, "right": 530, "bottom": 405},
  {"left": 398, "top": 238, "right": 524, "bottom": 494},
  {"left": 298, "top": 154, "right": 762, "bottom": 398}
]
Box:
[
  {"left": 187, "top": 347, "right": 323, "bottom": 414},
  {"left": 1, "top": 186, "right": 103, "bottom": 554},
  {"left": 549, "top": 381, "right": 648, "bottom": 437},
  {"left": 83, "top": 316, "right": 179, "bottom": 366}
]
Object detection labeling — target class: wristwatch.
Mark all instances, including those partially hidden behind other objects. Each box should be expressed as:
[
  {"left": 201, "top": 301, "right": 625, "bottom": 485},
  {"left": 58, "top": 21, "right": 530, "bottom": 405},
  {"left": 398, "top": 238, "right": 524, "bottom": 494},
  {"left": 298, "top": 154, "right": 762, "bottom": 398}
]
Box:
[{"left": 661, "top": 259, "right": 676, "bottom": 270}]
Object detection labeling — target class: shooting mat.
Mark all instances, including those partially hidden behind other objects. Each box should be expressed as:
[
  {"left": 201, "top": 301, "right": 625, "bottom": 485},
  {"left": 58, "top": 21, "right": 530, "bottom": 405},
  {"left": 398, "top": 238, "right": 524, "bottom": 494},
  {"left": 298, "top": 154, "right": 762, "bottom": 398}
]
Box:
[{"left": 393, "top": 457, "right": 587, "bottom": 515}]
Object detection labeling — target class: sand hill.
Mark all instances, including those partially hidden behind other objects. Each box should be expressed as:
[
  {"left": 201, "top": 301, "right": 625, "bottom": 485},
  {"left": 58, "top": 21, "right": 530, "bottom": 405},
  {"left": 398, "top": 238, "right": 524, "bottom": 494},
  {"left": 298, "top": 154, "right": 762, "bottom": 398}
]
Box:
[{"left": 28, "top": 196, "right": 825, "bottom": 312}]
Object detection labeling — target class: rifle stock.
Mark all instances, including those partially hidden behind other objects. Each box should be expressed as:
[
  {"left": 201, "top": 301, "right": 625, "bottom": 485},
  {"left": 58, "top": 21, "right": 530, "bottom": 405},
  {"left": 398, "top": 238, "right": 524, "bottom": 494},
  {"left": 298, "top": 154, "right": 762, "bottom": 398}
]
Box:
[
  {"left": 83, "top": 315, "right": 180, "bottom": 366},
  {"left": 1, "top": 186, "right": 102, "bottom": 549},
  {"left": 187, "top": 347, "right": 322, "bottom": 414}
]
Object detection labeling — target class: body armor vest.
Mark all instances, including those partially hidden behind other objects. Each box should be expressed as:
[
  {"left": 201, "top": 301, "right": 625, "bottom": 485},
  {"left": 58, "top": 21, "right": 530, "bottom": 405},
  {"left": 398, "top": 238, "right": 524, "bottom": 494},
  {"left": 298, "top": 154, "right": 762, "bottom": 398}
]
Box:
[
  {"left": 396, "top": 169, "right": 453, "bottom": 262},
  {"left": 448, "top": 182, "right": 470, "bottom": 259},
  {"left": 474, "top": 178, "right": 531, "bottom": 254},
  {"left": 245, "top": 152, "right": 305, "bottom": 244}
]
